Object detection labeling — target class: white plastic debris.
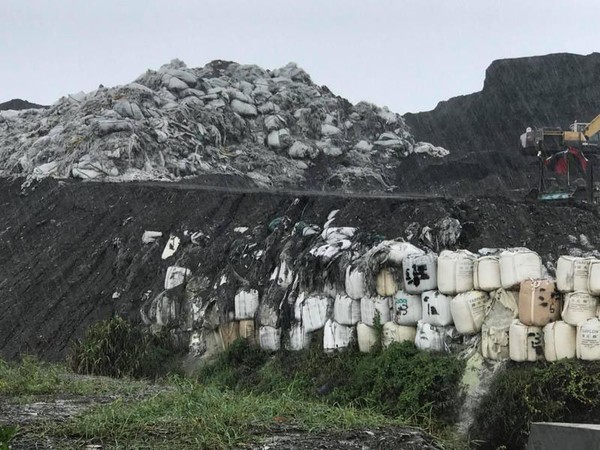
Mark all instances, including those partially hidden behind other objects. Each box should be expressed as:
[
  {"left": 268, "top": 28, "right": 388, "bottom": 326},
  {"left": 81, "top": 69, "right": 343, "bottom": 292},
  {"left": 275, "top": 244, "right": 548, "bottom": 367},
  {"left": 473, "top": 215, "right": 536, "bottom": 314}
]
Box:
[
  {"left": 142, "top": 231, "right": 162, "bottom": 244},
  {"left": 161, "top": 235, "right": 180, "bottom": 259}
]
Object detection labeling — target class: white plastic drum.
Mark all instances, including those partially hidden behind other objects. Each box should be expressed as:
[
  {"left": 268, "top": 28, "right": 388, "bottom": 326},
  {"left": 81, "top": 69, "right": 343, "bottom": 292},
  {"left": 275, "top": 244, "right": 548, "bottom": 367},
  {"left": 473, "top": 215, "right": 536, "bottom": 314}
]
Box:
[
  {"left": 392, "top": 290, "right": 422, "bottom": 326},
  {"left": 576, "top": 318, "right": 600, "bottom": 360},
  {"left": 450, "top": 290, "right": 490, "bottom": 335},
  {"left": 562, "top": 291, "right": 598, "bottom": 326},
  {"left": 473, "top": 256, "right": 501, "bottom": 292},
  {"left": 403, "top": 253, "right": 438, "bottom": 294},
  {"left": 421, "top": 290, "right": 453, "bottom": 326},
  {"left": 382, "top": 322, "right": 417, "bottom": 348},
  {"left": 437, "top": 250, "right": 477, "bottom": 295},
  {"left": 509, "top": 320, "right": 543, "bottom": 362},
  {"left": 544, "top": 321, "right": 576, "bottom": 361}
]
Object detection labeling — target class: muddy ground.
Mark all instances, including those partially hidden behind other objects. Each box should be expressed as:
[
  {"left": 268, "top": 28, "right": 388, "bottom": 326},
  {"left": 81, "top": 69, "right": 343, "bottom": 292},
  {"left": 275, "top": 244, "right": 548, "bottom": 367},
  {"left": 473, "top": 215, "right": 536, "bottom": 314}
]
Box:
[{"left": 1, "top": 176, "right": 600, "bottom": 361}]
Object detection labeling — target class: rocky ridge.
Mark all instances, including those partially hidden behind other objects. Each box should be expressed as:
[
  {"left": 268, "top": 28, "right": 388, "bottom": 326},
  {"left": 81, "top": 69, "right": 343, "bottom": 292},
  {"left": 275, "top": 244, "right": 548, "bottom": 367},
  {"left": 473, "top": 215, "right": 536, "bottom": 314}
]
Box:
[{"left": 0, "top": 59, "right": 447, "bottom": 192}]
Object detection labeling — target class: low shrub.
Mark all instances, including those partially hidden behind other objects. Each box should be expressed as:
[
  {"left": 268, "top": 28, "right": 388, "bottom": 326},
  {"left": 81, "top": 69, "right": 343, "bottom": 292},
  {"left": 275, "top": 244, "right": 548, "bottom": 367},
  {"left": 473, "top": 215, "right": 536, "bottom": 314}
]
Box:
[
  {"left": 68, "top": 317, "right": 181, "bottom": 379},
  {"left": 470, "top": 359, "right": 600, "bottom": 449}
]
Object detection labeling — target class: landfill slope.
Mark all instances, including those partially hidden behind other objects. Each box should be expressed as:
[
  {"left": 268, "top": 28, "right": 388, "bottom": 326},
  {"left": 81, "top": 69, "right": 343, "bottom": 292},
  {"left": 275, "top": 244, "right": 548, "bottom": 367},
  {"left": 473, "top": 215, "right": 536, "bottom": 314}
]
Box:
[
  {"left": 403, "top": 52, "right": 600, "bottom": 193},
  {"left": 1, "top": 177, "right": 599, "bottom": 361}
]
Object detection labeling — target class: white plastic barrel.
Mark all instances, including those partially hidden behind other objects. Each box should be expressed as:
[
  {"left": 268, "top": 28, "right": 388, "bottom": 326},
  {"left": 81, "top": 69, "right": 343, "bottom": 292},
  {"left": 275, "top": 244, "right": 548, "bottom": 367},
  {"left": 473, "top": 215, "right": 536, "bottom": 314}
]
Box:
[
  {"left": 509, "top": 320, "right": 543, "bottom": 362},
  {"left": 450, "top": 290, "right": 490, "bottom": 334},
  {"left": 544, "top": 321, "right": 576, "bottom": 361},
  {"left": 421, "top": 290, "right": 453, "bottom": 326},
  {"left": 576, "top": 318, "right": 600, "bottom": 360},
  {"left": 333, "top": 294, "right": 361, "bottom": 325},
  {"left": 518, "top": 279, "right": 561, "bottom": 327},
  {"left": 234, "top": 289, "right": 260, "bottom": 320},
  {"left": 403, "top": 253, "right": 438, "bottom": 294},
  {"left": 357, "top": 322, "right": 378, "bottom": 353},
  {"left": 557, "top": 256, "right": 595, "bottom": 293},
  {"left": 473, "top": 256, "right": 501, "bottom": 291},
  {"left": 375, "top": 268, "right": 399, "bottom": 297},
  {"left": 345, "top": 266, "right": 366, "bottom": 300},
  {"left": 499, "top": 250, "right": 542, "bottom": 289},
  {"left": 481, "top": 324, "right": 510, "bottom": 361},
  {"left": 323, "top": 319, "right": 354, "bottom": 353},
  {"left": 588, "top": 260, "right": 600, "bottom": 295},
  {"left": 360, "top": 296, "right": 391, "bottom": 326},
  {"left": 562, "top": 291, "right": 598, "bottom": 325},
  {"left": 392, "top": 290, "right": 422, "bottom": 326},
  {"left": 259, "top": 326, "right": 281, "bottom": 351},
  {"left": 382, "top": 322, "right": 417, "bottom": 348}
]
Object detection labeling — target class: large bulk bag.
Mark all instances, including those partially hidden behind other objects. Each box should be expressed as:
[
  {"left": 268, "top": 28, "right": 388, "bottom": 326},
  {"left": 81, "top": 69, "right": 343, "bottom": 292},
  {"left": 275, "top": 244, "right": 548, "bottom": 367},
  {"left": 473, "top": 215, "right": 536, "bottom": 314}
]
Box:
[
  {"left": 392, "top": 290, "right": 422, "bottom": 326},
  {"left": 219, "top": 322, "right": 240, "bottom": 349},
  {"left": 239, "top": 319, "right": 257, "bottom": 346},
  {"left": 357, "top": 322, "right": 378, "bottom": 353},
  {"left": 557, "top": 256, "right": 595, "bottom": 293},
  {"left": 323, "top": 319, "right": 354, "bottom": 352},
  {"left": 345, "top": 266, "right": 366, "bottom": 300},
  {"left": 588, "top": 260, "right": 600, "bottom": 295},
  {"left": 473, "top": 256, "right": 501, "bottom": 292},
  {"left": 450, "top": 290, "right": 490, "bottom": 334},
  {"left": 499, "top": 250, "right": 542, "bottom": 289},
  {"left": 480, "top": 289, "right": 519, "bottom": 360},
  {"left": 421, "top": 290, "right": 453, "bottom": 326},
  {"left": 562, "top": 291, "right": 598, "bottom": 325},
  {"left": 403, "top": 253, "right": 438, "bottom": 294},
  {"left": 375, "top": 268, "right": 399, "bottom": 297},
  {"left": 415, "top": 321, "right": 454, "bottom": 352},
  {"left": 544, "top": 321, "right": 576, "bottom": 361},
  {"left": 257, "top": 302, "right": 279, "bottom": 328},
  {"left": 509, "top": 320, "right": 543, "bottom": 362},
  {"left": 481, "top": 324, "right": 510, "bottom": 361},
  {"left": 164, "top": 266, "right": 191, "bottom": 290},
  {"left": 382, "top": 322, "right": 417, "bottom": 348},
  {"left": 437, "top": 250, "right": 477, "bottom": 295},
  {"left": 576, "top": 318, "right": 600, "bottom": 360},
  {"left": 234, "top": 289, "right": 260, "bottom": 320},
  {"left": 287, "top": 324, "right": 311, "bottom": 351},
  {"left": 296, "top": 293, "right": 333, "bottom": 332},
  {"left": 518, "top": 279, "right": 561, "bottom": 326},
  {"left": 333, "top": 294, "right": 361, "bottom": 325},
  {"left": 385, "top": 241, "right": 424, "bottom": 266},
  {"left": 189, "top": 329, "right": 224, "bottom": 358},
  {"left": 259, "top": 326, "right": 281, "bottom": 351},
  {"left": 360, "top": 296, "right": 391, "bottom": 326}
]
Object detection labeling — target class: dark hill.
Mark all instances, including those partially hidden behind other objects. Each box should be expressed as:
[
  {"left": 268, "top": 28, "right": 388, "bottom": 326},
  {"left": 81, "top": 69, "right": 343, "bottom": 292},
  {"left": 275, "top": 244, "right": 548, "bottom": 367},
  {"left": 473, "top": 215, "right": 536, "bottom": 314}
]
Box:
[
  {"left": 403, "top": 52, "right": 600, "bottom": 192},
  {"left": 0, "top": 98, "right": 47, "bottom": 111}
]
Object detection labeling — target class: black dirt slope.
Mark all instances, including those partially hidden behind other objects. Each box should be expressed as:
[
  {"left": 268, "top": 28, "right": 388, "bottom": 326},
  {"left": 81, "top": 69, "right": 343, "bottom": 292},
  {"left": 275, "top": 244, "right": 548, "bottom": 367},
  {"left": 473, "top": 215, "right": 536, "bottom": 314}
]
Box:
[
  {"left": 403, "top": 52, "right": 600, "bottom": 192},
  {"left": 0, "top": 99, "right": 48, "bottom": 111},
  {"left": 2, "top": 178, "right": 600, "bottom": 361}
]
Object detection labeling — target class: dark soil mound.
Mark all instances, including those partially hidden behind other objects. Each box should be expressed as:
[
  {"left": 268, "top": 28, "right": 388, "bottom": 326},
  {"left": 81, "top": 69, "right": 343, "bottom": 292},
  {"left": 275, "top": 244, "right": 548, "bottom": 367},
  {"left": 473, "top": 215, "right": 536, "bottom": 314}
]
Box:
[{"left": 0, "top": 99, "right": 47, "bottom": 111}]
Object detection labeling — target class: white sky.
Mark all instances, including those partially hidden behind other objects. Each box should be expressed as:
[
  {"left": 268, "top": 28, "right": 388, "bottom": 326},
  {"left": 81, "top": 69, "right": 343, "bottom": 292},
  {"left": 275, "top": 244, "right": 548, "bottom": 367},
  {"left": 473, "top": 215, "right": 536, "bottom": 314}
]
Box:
[{"left": 1, "top": 0, "right": 599, "bottom": 114}]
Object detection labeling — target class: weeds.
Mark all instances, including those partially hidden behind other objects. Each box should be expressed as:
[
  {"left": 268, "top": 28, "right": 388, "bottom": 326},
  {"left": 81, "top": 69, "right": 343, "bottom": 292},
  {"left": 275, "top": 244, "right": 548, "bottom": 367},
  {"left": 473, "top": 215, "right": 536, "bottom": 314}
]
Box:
[{"left": 0, "top": 426, "right": 17, "bottom": 450}]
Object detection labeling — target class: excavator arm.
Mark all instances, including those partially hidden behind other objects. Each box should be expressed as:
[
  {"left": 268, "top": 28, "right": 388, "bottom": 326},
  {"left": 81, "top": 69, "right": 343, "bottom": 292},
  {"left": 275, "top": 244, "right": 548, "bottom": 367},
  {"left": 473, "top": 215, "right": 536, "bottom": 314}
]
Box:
[{"left": 520, "top": 114, "right": 600, "bottom": 155}]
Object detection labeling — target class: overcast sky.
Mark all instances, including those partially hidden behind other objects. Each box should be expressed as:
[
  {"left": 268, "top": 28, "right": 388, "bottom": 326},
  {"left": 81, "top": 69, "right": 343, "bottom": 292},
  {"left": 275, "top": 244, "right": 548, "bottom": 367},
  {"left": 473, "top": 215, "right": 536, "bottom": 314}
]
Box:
[{"left": 1, "top": 0, "right": 599, "bottom": 114}]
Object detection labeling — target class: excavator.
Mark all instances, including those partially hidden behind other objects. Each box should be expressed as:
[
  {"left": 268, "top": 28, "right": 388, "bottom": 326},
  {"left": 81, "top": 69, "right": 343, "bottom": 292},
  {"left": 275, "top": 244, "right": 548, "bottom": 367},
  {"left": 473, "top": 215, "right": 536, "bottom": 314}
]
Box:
[{"left": 520, "top": 114, "right": 600, "bottom": 202}]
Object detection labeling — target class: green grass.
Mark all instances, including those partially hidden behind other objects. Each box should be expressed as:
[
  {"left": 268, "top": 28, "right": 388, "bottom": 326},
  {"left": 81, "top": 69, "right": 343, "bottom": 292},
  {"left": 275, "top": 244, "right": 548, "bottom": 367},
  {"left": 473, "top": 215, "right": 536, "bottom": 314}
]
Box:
[
  {"left": 0, "top": 355, "right": 155, "bottom": 400},
  {"left": 56, "top": 380, "right": 401, "bottom": 449}
]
